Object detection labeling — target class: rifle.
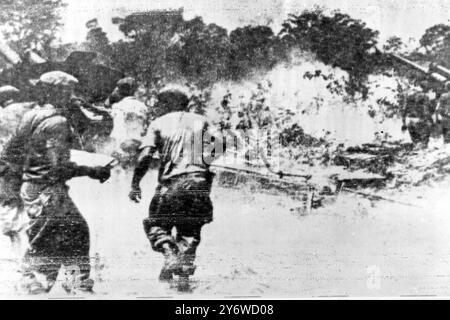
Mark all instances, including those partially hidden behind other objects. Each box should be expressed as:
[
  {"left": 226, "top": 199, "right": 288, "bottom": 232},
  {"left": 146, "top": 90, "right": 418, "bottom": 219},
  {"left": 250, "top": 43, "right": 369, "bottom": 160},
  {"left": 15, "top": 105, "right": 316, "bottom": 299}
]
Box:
[{"left": 340, "top": 187, "right": 423, "bottom": 208}]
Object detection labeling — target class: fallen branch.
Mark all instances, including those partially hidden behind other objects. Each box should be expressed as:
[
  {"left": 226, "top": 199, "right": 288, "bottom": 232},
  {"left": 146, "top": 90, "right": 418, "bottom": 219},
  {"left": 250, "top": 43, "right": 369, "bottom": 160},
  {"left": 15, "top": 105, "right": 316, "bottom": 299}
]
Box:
[
  {"left": 341, "top": 187, "right": 422, "bottom": 208},
  {"left": 210, "top": 163, "right": 311, "bottom": 181}
]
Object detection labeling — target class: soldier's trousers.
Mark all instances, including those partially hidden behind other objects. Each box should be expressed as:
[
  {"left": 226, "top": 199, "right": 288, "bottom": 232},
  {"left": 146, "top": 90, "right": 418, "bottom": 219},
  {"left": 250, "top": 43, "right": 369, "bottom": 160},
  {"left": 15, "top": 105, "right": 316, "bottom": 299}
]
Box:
[
  {"left": 441, "top": 118, "right": 450, "bottom": 144},
  {"left": 143, "top": 173, "right": 213, "bottom": 272},
  {"left": 0, "top": 167, "right": 27, "bottom": 258},
  {"left": 18, "top": 182, "right": 93, "bottom": 294},
  {"left": 145, "top": 221, "right": 203, "bottom": 271}
]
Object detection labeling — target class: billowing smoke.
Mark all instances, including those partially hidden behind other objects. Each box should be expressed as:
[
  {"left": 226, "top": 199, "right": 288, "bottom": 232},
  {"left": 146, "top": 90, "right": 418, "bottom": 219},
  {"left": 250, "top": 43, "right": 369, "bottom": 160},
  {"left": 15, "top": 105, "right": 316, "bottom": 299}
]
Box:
[{"left": 207, "top": 51, "right": 409, "bottom": 147}]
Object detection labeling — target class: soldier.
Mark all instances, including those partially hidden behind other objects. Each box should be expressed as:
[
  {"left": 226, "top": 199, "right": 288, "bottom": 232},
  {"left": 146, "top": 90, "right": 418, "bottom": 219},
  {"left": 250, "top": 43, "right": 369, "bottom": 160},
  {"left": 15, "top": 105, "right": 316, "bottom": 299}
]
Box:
[
  {"left": 436, "top": 81, "right": 450, "bottom": 143},
  {"left": 110, "top": 77, "right": 148, "bottom": 139},
  {"left": 2, "top": 71, "right": 111, "bottom": 294},
  {"left": 129, "top": 88, "right": 221, "bottom": 284},
  {"left": 0, "top": 137, "right": 26, "bottom": 259},
  {"left": 109, "top": 77, "right": 148, "bottom": 167},
  {"left": 401, "top": 92, "right": 434, "bottom": 148},
  {"left": 0, "top": 86, "right": 35, "bottom": 258}
]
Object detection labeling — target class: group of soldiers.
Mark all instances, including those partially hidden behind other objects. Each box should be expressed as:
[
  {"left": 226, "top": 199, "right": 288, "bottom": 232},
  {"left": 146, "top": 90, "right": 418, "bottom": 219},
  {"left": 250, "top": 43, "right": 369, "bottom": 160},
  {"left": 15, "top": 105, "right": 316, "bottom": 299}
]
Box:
[
  {"left": 0, "top": 69, "right": 219, "bottom": 294},
  {"left": 402, "top": 81, "right": 450, "bottom": 148}
]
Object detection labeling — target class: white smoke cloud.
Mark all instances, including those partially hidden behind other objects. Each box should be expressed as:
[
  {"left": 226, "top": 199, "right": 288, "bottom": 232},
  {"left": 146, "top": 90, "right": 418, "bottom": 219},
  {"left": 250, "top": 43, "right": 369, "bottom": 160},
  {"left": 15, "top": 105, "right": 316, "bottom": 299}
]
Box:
[{"left": 208, "top": 51, "right": 408, "bottom": 146}]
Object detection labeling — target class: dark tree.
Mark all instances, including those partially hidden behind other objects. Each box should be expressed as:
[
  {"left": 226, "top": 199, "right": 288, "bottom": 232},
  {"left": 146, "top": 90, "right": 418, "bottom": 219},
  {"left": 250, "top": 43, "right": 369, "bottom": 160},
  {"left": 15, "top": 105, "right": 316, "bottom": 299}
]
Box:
[
  {"left": 111, "top": 10, "right": 184, "bottom": 85},
  {"left": 229, "top": 25, "right": 285, "bottom": 79},
  {"left": 280, "top": 8, "right": 380, "bottom": 97},
  {"left": 418, "top": 24, "right": 450, "bottom": 68},
  {"left": 167, "top": 17, "right": 230, "bottom": 87},
  {"left": 84, "top": 19, "right": 111, "bottom": 57},
  {"left": 419, "top": 24, "right": 450, "bottom": 54},
  {"left": 383, "top": 36, "right": 406, "bottom": 54}
]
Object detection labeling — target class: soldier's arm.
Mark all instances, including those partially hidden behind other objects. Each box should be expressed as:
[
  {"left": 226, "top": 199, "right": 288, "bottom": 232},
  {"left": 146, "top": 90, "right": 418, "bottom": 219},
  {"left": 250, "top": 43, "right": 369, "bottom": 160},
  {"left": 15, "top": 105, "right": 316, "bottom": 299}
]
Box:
[
  {"left": 131, "top": 122, "right": 161, "bottom": 188},
  {"left": 129, "top": 137, "right": 159, "bottom": 203},
  {"left": 131, "top": 145, "right": 157, "bottom": 188},
  {"left": 46, "top": 120, "right": 109, "bottom": 182}
]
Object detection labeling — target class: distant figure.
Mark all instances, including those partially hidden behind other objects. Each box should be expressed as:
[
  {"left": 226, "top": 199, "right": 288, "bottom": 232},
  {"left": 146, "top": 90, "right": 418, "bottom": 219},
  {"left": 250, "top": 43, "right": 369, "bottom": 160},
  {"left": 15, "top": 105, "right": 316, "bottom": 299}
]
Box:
[
  {"left": 109, "top": 77, "right": 148, "bottom": 165},
  {"left": 401, "top": 92, "right": 434, "bottom": 148},
  {"left": 219, "top": 91, "right": 232, "bottom": 130},
  {"left": 436, "top": 81, "right": 450, "bottom": 143}
]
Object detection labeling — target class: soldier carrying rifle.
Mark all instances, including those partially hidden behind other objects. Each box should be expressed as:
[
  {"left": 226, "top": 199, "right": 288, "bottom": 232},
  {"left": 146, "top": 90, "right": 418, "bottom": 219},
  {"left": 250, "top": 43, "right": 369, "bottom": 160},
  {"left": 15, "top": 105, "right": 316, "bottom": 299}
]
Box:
[{"left": 2, "top": 71, "right": 112, "bottom": 294}]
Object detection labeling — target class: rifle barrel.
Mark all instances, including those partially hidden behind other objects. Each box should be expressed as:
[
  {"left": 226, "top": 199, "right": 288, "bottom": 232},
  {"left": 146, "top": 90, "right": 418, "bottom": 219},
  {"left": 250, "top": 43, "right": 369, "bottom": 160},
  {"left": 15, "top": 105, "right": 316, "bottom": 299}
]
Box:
[
  {"left": 391, "top": 54, "right": 428, "bottom": 73},
  {"left": 391, "top": 53, "right": 448, "bottom": 83}
]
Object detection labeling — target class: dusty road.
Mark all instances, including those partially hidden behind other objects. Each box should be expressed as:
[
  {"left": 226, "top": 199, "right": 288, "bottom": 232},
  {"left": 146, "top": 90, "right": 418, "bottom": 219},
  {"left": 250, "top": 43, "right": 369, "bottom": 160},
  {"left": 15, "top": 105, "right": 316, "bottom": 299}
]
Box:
[{"left": 1, "top": 168, "right": 450, "bottom": 298}]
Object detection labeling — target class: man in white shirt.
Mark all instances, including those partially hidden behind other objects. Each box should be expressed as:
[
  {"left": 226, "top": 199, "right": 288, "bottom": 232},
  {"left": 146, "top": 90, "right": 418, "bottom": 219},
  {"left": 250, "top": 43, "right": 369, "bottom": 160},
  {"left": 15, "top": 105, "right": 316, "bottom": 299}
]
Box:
[{"left": 109, "top": 77, "right": 148, "bottom": 166}]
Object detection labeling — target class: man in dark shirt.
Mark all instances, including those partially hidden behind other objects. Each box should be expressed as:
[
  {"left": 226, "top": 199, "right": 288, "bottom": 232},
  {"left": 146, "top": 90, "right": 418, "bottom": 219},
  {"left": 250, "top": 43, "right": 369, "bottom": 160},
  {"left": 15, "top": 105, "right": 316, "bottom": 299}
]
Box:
[
  {"left": 401, "top": 92, "right": 435, "bottom": 147},
  {"left": 436, "top": 82, "right": 450, "bottom": 143},
  {"left": 3, "top": 71, "right": 111, "bottom": 294},
  {"left": 129, "top": 88, "right": 221, "bottom": 284}
]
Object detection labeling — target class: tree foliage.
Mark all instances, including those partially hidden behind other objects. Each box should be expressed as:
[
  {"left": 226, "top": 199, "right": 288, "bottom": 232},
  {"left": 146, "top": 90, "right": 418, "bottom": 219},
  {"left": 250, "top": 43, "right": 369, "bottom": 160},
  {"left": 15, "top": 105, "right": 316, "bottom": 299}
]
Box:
[
  {"left": 111, "top": 11, "right": 184, "bottom": 85},
  {"left": 419, "top": 24, "right": 450, "bottom": 67},
  {"left": 0, "top": 0, "right": 66, "bottom": 55},
  {"left": 280, "top": 8, "right": 380, "bottom": 97},
  {"left": 229, "top": 25, "right": 285, "bottom": 80},
  {"left": 383, "top": 36, "right": 406, "bottom": 54},
  {"left": 84, "top": 19, "right": 111, "bottom": 57},
  {"left": 167, "top": 17, "right": 230, "bottom": 87}
]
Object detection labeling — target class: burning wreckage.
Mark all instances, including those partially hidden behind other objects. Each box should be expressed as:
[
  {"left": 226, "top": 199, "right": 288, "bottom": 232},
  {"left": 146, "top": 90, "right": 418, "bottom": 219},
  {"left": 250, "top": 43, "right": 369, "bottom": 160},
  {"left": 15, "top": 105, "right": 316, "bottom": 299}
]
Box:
[{"left": 210, "top": 53, "right": 450, "bottom": 214}]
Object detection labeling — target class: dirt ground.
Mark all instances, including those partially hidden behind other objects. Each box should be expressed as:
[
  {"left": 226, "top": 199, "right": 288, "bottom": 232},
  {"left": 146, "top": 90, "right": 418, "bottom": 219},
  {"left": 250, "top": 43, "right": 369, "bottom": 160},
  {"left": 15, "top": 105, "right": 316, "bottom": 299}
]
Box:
[{"left": 1, "top": 167, "right": 450, "bottom": 298}]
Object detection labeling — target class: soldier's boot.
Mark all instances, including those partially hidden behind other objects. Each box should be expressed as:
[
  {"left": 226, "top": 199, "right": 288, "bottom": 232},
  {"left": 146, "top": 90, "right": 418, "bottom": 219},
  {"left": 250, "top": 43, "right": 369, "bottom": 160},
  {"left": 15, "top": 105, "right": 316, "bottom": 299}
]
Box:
[
  {"left": 16, "top": 271, "right": 55, "bottom": 295},
  {"left": 159, "top": 243, "right": 181, "bottom": 282},
  {"left": 62, "top": 274, "right": 94, "bottom": 295},
  {"left": 177, "top": 253, "right": 196, "bottom": 277},
  {"left": 175, "top": 235, "right": 199, "bottom": 278}
]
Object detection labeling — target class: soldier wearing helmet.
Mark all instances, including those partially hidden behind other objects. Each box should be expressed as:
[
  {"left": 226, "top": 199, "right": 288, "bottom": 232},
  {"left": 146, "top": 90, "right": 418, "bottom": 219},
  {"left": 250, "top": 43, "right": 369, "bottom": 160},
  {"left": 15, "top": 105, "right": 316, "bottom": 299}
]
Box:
[
  {"left": 3, "top": 71, "right": 111, "bottom": 294},
  {"left": 129, "top": 86, "right": 223, "bottom": 287}
]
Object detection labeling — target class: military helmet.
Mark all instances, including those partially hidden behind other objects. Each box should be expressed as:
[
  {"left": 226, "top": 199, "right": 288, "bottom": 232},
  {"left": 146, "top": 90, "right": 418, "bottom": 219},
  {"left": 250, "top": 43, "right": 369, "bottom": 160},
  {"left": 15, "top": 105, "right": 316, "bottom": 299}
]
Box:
[
  {"left": 0, "top": 85, "right": 19, "bottom": 95},
  {"left": 0, "top": 85, "right": 19, "bottom": 104},
  {"left": 34, "top": 71, "right": 79, "bottom": 88}
]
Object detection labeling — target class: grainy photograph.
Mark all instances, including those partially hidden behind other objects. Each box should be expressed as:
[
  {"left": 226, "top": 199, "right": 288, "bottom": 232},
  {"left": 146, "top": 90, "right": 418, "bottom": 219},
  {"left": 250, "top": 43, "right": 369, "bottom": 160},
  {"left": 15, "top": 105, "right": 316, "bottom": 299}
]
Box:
[{"left": 0, "top": 0, "right": 449, "bottom": 300}]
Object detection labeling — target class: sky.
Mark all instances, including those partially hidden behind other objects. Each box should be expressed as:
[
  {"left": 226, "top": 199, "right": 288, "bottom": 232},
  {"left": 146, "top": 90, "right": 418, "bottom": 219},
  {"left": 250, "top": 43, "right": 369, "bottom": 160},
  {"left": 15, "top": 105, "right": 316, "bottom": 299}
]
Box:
[{"left": 60, "top": 0, "right": 450, "bottom": 46}]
